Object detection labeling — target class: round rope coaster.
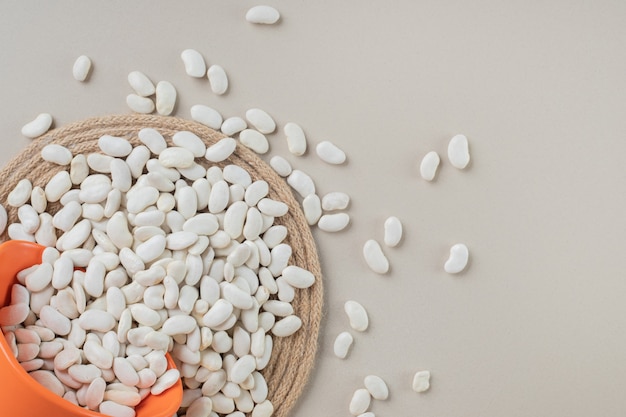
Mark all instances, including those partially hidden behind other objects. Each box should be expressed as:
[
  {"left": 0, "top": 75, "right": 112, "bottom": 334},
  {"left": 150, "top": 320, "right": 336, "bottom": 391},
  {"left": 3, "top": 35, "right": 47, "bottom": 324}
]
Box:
[{"left": 0, "top": 114, "right": 323, "bottom": 417}]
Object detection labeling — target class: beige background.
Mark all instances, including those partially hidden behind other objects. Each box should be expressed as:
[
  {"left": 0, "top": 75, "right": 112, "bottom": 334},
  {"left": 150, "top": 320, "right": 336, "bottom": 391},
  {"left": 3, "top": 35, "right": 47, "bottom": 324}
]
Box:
[{"left": 2, "top": 1, "right": 626, "bottom": 415}]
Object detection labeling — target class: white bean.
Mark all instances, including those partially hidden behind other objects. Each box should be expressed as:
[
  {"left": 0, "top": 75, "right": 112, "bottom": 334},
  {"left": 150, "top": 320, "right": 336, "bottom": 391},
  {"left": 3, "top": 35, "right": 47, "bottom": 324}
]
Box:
[
  {"left": 245, "top": 108, "right": 275, "bottom": 134},
  {"left": 181, "top": 49, "right": 206, "bottom": 78},
  {"left": 155, "top": 80, "right": 177, "bottom": 116},
  {"left": 383, "top": 216, "right": 403, "bottom": 247},
  {"left": 316, "top": 140, "right": 346, "bottom": 164},
  {"left": 444, "top": 243, "right": 469, "bottom": 274},
  {"left": 287, "top": 169, "right": 315, "bottom": 198},
  {"left": 345, "top": 300, "right": 368, "bottom": 332},
  {"left": 269, "top": 155, "right": 292, "bottom": 177},
  {"left": 221, "top": 116, "right": 247, "bottom": 136},
  {"left": 191, "top": 105, "right": 223, "bottom": 130},
  {"left": 128, "top": 70, "right": 155, "bottom": 96},
  {"left": 239, "top": 129, "right": 269, "bottom": 154},
  {"left": 364, "top": 375, "right": 389, "bottom": 400},
  {"left": 208, "top": 64, "right": 229, "bottom": 95},
  {"left": 318, "top": 213, "right": 350, "bottom": 232},
  {"left": 72, "top": 55, "right": 92, "bottom": 81},
  {"left": 127, "top": 94, "right": 155, "bottom": 114},
  {"left": 448, "top": 134, "right": 470, "bottom": 169},
  {"left": 362, "top": 239, "right": 389, "bottom": 274},
  {"left": 271, "top": 315, "right": 302, "bottom": 337},
  {"left": 333, "top": 331, "right": 353, "bottom": 359},
  {"left": 321, "top": 191, "right": 350, "bottom": 211},
  {"left": 349, "top": 388, "right": 371, "bottom": 416},
  {"left": 412, "top": 370, "right": 431, "bottom": 392},
  {"left": 420, "top": 151, "right": 441, "bottom": 181},
  {"left": 22, "top": 113, "right": 53, "bottom": 138},
  {"left": 245, "top": 5, "right": 280, "bottom": 24},
  {"left": 41, "top": 144, "right": 73, "bottom": 165},
  {"left": 283, "top": 122, "right": 307, "bottom": 156},
  {"left": 173, "top": 131, "right": 206, "bottom": 158}
]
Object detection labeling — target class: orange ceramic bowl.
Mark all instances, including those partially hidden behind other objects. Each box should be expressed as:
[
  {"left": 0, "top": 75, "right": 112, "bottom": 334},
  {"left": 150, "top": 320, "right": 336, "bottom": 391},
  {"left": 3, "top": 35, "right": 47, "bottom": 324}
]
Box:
[{"left": 0, "top": 240, "right": 182, "bottom": 417}]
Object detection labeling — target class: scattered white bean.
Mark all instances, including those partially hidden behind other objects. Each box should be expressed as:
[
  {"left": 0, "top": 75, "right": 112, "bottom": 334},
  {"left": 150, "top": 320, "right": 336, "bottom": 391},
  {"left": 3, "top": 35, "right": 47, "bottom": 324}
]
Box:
[
  {"left": 448, "top": 134, "right": 470, "bottom": 169},
  {"left": 245, "top": 108, "right": 276, "bottom": 134},
  {"left": 239, "top": 129, "right": 269, "bottom": 154},
  {"left": 383, "top": 216, "right": 403, "bottom": 248},
  {"left": 284, "top": 122, "right": 306, "bottom": 156},
  {"left": 269, "top": 155, "right": 292, "bottom": 177},
  {"left": 412, "top": 370, "right": 431, "bottom": 392},
  {"left": 128, "top": 71, "right": 155, "bottom": 97},
  {"left": 444, "top": 243, "right": 469, "bottom": 274},
  {"left": 362, "top": 240, "right": 389, "bottom": 274},
  {"left": 191, "top": 105, "right": 223, "bottom": 130},
  {"left": 221, "top": 117, "right": 247, "bottom": 137},
  {"left": 72, "top": 55, "right": 92, "bottom": 81},
  {"left": 208, "top": 65, "right": 229, "bottom": 95},
  {"left": 364, "top": 375, "right": 389, "bottom": 400},
  {"left": 420, "top": 151, "right": 440, "bottom": 181},
  {"left": 287, "top": 169, "right": 315, "bottom": 198},
  {"left": 333, "top": 331, "right": 353, "bottom": 359},
  {"left": 321, "top": 192, "right": 350, "bottom": 211},
  {"left": 349, "top": 388, "right": 371, "bottom": 416},
  {"left": 155, "top": 80, "right": 177, "bottom": 116},
  {"left": 316, "top": 140, "right": 346, "bottom": 165},
  {"left": 126, "top": 94, "right": 155, "bottom": 114},
  {"left": 344, "top": 300, "right": 368, "bottom": 332},
  {"left": 181, "top": 49, "right": 206, "bottom": 78},
  {"left": 245, "top": 5, "right": 281, "bottom": 24},
  {"left": 22, "top": 113, "right": 53, "bottom": 138},
  {"left": 318, "top": 213, "right": 350, "bottom": 233}
]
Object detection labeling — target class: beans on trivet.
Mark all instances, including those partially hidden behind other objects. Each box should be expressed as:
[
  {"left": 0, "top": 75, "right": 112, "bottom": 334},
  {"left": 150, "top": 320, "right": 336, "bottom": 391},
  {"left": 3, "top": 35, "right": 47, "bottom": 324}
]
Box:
[{"left": 1, "top": 127, "right": 317, "bottom": 417}]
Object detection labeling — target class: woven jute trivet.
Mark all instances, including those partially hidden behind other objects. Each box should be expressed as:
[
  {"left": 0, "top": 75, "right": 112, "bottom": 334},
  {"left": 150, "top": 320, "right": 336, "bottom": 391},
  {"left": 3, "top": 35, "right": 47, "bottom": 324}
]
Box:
[{"left": 0, "top": 114, "right": 323, "bottom": 417}]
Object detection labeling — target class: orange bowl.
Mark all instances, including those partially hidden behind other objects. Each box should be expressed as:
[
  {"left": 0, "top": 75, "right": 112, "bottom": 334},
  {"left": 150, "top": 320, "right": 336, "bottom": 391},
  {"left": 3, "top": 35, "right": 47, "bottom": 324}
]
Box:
[{"left": 0, "top": 240, "right": 182, "bottom": 417}]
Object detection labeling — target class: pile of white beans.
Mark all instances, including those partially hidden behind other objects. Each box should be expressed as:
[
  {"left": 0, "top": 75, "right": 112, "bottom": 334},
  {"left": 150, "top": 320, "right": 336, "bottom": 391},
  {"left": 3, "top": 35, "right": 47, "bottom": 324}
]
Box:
[
  {"left": 6, "top": 6, "right": 479, "bottom": 415},
  {"left": 0, "top": 128, "right": 316, "bottom": 417}
]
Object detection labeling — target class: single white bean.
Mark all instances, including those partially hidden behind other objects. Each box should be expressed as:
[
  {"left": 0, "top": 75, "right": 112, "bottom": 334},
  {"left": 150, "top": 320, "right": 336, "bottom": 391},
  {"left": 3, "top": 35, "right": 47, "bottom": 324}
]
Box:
[
  {"left": 269, "top": 155, "right": 292, "bottom": 177},
  {"left": 128, "top": 70, "right": 155, "bottom": 97},
  {"left": 318, "top": 213, "right": 350, "bottom": 232},
  {"left": 155, "top": 80, "right": 177, "bottom": 116},
  {"left": 420, "top": 151, "right": 441, "bottom": 181},
  {"left": 181, "top": 49, "right": 206, "bottom": 78},
  {"left": 127, "top": 94, "right": 155, "bottom": 114},
  {"left": 302, "top": 194, "right": 322, "bottom": 226},
  {"left": 271, "top": 315, "right": 302, "bottom": 337},
  {"left": 316, "top": 140, "right": 346, "bottom": 164},
  {"left": 246, "top": 5, "right": 280, "bottom": 24},
  {"left": 287, "top": 169, "right": 315, "bottom": 198},
  {"left": 321, "top": 191, "right": 350, "bottom": 211},
  {"left": 208, "top": 64, "right": 229, "bottom": 95},
  {"left": 412, "top": 370, "right": 431, "bottom": 392},
  {"left": 239, "top": 129, "right": 269, "bottom": 154},
  {"left": 345, "top": 300, "right": 368, "bottom": 332},
  {"left": 22, "top": 113, "right": 53, "bottom": 138},
  {"left": 349, "top": 388, "right": 371, "bottom": 416},
  {"left": 173, "top": 131, "right": 206, "bottom": 158},
  {"left": 333, "top": 331, "right": 353, "bottom": 359},
  {"left": 384, "top": 216, "right": 403, "bottom": 247},
  {"left": 448, "top": 134, "right": 470, "bottom": 169},
  {"left": 444, "top": 243, "right": 469, "bottom": 274},
  {"left": 221, "top": 117, "right": 247, "bottom": 136},
  {"left": 191, "top": 105, "right": 223, "bottom": 130},
  {"left": 283, "top": 122, "right": 307, "bottom": 156},
  {"left": 41, "top": 144, "right": 72, "bottom": 165},
  {"left": 364, "top": 375, "right": 389, "bottom": 400},
  {"left": 363, "top": 239, "right": 389, "bottom": 274},
  {"left": 72, "top": 55, "right": 92, "bottom": 81}
]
